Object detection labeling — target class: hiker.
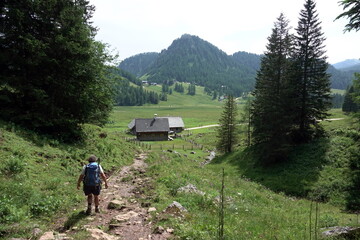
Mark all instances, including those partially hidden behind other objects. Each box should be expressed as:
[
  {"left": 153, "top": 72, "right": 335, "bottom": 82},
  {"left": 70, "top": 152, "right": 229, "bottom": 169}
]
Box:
[{"left": 77, "top": 155, "right": 108, "bottom": 214}]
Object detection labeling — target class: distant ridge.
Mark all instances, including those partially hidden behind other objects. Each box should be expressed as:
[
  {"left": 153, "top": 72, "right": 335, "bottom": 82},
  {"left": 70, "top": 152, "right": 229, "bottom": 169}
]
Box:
[
  {"left": 119, "top": 52, "right": 159, "bottom": 77},
  {"left": 118, "top": 34, "right": 357, "bottom": 92},
  {"left": 119, "top": 34, "right": 259, "bottom": 96},
  {"left": 333, "top": 59, "right": 360, "bottom": 70}
]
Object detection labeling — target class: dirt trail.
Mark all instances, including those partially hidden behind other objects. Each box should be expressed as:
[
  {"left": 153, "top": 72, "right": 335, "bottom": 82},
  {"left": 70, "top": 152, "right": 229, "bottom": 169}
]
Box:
[{"left": 64, "top": 152, "right": 172, "bottom": 240}]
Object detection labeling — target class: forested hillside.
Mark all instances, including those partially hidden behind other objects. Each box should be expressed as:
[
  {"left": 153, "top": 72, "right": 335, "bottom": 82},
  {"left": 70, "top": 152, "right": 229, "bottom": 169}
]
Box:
[
  {"left": 125, "top": 34, "right": 257, "bottom": 96},
  {"left": 231, "top": 51, "right": 262, "bottom": 73},
  {"left": 118, "top": 52, "right": 159, "bottom": 77},
  {"left": 119, "top": 35, "right": 356, "bottom": 94},
  {"left": 112, "top": 69, "right": 161, "bottom": 106},
  {"left": 328, "top": 65, "right": 354, "bottom": 89}
]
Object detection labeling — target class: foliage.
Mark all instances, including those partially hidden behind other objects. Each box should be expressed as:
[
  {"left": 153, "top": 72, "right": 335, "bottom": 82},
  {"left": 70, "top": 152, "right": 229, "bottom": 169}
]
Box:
[
  {"left": 3, "top": 156, "right": 25, "bottom": 175},
  {"left": 251, "top": 13, "right": 294, "bottom": 163},
  {"left": 144, "top": 148, "right": 356, "bottom": 240},
  {"left": 114, "top": 67, "right": 142, "bottom": 86},
  {"left": 0, "top": 0, "right": 114, "bottom": 141},
  {"left": 113, "top": 76, "right": 159, "bottom": 106},
  {"left": 342, "top": 85, "right": 359, "bottom": 113},
  {"left": 0, "top": 122, "right": 135, "bottom": 238},
  {"left": 231, "top": 51, "right": 262, "bottom": 73},
  {"left": 216, "top": 96, "right": 238, "bottom": 153},
  {"left": 327, "top": 64, "right": 359, "bottom": 90},
  {"left": 144, "top": 34, "right": 256, "bottom": 97},
  {"left": 336, "top": 0, "right": 360, "bottom": 32},
  {"left": 331, "top": 93, "right": 345, "bottom": 109},
  {"left": 118, "top": 52, "right": 159, "bottom": 77},
  {"left": 292, "top": 0, "right": 332, "bottom": 142},
  {"left": 187, "top": 83, "right": 196, "bottom": 96},
  {"left": 174, "top": 83, "right": 185, "bottom": 93}
]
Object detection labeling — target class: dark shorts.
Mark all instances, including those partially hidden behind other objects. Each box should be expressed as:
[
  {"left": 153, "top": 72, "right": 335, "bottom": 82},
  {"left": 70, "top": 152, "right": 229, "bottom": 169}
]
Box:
[{"left": 83, "top": 185, "right": 101, "bottom": 196}]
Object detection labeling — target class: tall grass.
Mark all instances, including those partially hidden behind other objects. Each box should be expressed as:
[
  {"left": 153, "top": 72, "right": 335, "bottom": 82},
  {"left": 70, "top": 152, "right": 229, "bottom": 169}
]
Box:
[
  {"left": 144, "top": 150, "right": 357, "bottom": 239},
  {"left": 0, "top": 122, "right": 136, "bottom": 239}
]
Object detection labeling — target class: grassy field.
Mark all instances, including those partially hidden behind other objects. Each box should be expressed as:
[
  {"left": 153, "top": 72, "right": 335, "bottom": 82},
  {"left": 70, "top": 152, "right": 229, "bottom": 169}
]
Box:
[
  {"left": 108, "top": 84, "right": 250, "bottom": 130},
  {"left": 2, "top": 84, "right": 358, "bottom": 239},
  {"left": 107, "top": 86, "right": 360, "bottom": 239},
  {"left": 0, "top": 122, "right": 136, "bottom": 239},
  {"left": 144, "top": 148, "right": 358, "bottom": 239},
  {"left": 109, "top": 85, "right": 224, "bottom": 129}
]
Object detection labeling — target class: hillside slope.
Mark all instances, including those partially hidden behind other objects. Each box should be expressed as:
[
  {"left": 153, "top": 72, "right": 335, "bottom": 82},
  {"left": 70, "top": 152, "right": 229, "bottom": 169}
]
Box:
[
  {"left": 119, "top": 52, "right": 159, "bottom": 77},
  {"left": 137, "top": 34, "right": 257, "bottom": 96},
  {"left": 0, "top": 122, "right": 136, "bottom": 239}
]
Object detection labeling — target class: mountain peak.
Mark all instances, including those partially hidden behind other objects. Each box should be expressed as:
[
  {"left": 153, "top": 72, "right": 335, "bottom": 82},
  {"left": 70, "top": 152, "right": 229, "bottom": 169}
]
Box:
[{"left": 333, "top": 59, "right": 360, "bottom": 70}]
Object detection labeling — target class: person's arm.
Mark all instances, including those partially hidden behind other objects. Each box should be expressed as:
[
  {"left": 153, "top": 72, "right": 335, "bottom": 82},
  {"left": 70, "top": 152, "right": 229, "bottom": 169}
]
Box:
[
  {"left": 77, "top": 174, "right": 84, "bottom": 190},
  {"left": 100, "top": 172, "right": 108, "bottom": 189}
]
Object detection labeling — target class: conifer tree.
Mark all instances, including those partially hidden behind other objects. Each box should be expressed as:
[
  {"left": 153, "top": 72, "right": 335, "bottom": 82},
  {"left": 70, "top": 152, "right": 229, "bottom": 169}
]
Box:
[
  {"left": 0, "top": 0, "right": 114, "bottom": 140},
  {"left": 292, "top": 0, "right": 331, "bottom": 142},
  {"left": 251, "top": 13, "right": 293, "bottom": 161},
  {"left": 216, "top": 95, "right": 238, "bottom": 153},
  {"left": 342, "top": 85, "right": 359, "bottom": 113},
  {"left": 336, "top": 0, "right": 360, "bottom": 32}
]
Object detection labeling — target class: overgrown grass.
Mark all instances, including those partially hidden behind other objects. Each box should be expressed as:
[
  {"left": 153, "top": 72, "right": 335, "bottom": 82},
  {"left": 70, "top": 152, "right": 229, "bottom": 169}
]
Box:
[
  {"left": 0, "top": 121, "right": 136, "bottom": 239},
  {"left": 145, "top": 150, "right": 358, "bottom": 239}
]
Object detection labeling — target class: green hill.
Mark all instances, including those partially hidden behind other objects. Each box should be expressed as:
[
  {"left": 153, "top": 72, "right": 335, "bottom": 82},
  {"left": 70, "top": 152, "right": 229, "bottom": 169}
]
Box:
[
  {"left": 121, "top": 34, "right": 257, "bottom": 96},
  {"left": 0, "top": 122, "right": 135, "bottom": 238},
  {"left": 119, "top": 52, "right": 159, "bottom": 77}
]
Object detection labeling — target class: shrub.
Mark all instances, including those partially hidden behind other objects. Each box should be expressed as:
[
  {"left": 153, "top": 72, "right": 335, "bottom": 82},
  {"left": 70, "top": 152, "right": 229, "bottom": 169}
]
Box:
[
  {"left": 0, "top": 195, "right": 25, "bottom": 224},
  {"left": 3, "top": 156, "right": 25, "bottom": 176},
  {"left": 30, "top": 195, "right": 62, "bottom": 217}
]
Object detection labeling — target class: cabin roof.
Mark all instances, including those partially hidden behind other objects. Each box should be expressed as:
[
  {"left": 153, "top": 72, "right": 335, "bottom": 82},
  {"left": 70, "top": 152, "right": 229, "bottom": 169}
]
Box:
[{"left": 135, "top": 118, "right": 170, "bottom": 133}]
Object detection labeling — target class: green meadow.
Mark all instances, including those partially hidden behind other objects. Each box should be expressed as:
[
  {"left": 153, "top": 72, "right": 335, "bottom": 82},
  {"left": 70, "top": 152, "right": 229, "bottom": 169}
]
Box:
[
  {"left": 107, "top": 85, "right": 360, "bottom": 239},
  {"left": 1, "top": 83, "right": 359, "bottom": 239},
  {"left": 108, "top": 84, "right": 224, "bottom": 130}
]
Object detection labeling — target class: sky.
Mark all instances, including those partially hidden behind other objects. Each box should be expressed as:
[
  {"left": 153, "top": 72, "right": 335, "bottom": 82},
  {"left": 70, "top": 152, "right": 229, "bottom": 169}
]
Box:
[{"left": 89, "top": 0, "right": 359, "bottom": 64}]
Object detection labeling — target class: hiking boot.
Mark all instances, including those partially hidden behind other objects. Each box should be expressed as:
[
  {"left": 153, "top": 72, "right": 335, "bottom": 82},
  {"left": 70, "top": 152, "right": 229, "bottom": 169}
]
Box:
[
  {"left": 86, "top": 207, "right": 92, "bottom": 215},
  {"left": 95, "top": 207, "right": 100, "bottom": 213}
]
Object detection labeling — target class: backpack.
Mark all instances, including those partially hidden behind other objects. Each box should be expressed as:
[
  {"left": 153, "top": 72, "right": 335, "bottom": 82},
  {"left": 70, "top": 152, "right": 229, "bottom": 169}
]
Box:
[{"left": 83, "top": 162, "right": 101, "bottom": 186}]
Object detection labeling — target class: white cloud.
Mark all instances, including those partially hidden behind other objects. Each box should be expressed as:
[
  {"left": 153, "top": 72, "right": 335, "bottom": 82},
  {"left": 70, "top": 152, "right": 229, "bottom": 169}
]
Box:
[{"left": 90, "top": 0, "right": 359, "bottom": 64}]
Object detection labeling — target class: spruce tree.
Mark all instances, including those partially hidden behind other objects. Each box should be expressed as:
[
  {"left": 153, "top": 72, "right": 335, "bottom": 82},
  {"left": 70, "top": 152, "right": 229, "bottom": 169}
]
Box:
[
  {"left": 342, "top": 85, "right": 359, "bottom": 113},
  {"left": 0, "top": 0, "right": 114, "bottom": 140},
  {"left": 216, "top": 95, "right": 238, "bottom": 153},
  {"left": 251, "top": 13, "right": 293, "bottom": 162},
  {"left": 292, "top": 0, "right": 331, "bottom": 142},
  {"left": 336, "top": 0, "right": 360, "bottom": 32}
]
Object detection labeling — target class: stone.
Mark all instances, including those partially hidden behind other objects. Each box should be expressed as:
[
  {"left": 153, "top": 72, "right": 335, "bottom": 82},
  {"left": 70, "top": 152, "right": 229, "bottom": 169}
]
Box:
[
  {"left": 108, "top": 199, "right": 126, "bottom": 210},
  {"left": 153, "top": 226, "right": 165, "bottom": 234},
  {"left": 113, "top": 211, "right": 139, "bottom": 222},
  {"left": 39, "top": 232, "right": 55, "bottom": 240},
  {"left": 32, "top": 227, "right": 42, "bottom": 237},
  {"left": 148, "top": 207, "right": 157, "bottom": 213},
  {"left": 86, "top": 228, "right": 119, "bottom": 240},
  {"left": 164, "top": 201, "right": 188, "bottom": 216},
  {"left": 321, "top": 226, "right": 360, "bottom": 238},
  {"left": 166, "top": 228, "right": 174, "bottom": 234},
  {"left": 190, "top": 151, "right": 196, "bottom": 154},
  {"left": 177, "top": 184, "right": 205, "bottom": 196}
]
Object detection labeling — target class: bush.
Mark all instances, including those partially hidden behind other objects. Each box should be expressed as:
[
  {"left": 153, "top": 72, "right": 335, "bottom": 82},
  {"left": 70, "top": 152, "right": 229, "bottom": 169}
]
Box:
[
  {"left": 0, "top": 195, "right": 25, "bottom": 223},
  {"left": 3, "top": 156, "right": 25, "bottom": 176},
  {"left": 30, "top": 195, "right": 62, "bottom": 217}
]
